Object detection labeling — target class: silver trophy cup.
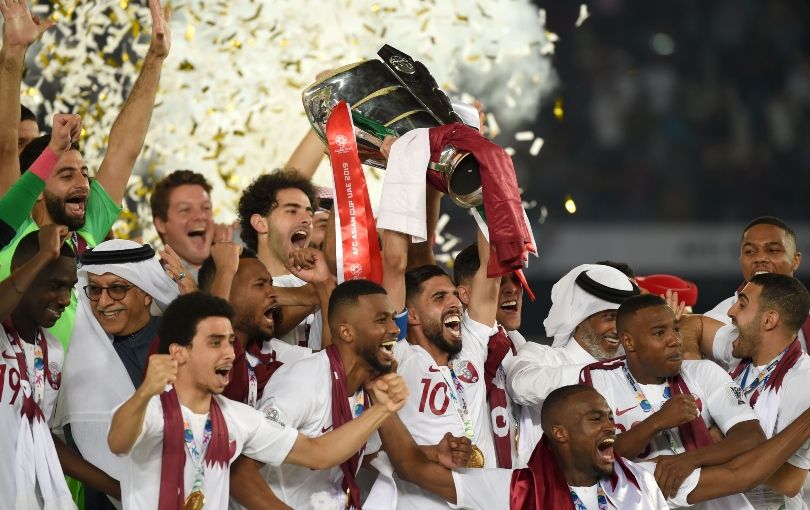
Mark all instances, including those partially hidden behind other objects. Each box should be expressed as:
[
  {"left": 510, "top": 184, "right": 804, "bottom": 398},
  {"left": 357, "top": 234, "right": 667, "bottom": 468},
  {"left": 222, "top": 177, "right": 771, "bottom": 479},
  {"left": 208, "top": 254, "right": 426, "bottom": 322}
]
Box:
[{"left": 301, "top": 45, "right": 482, "bottom": 208}]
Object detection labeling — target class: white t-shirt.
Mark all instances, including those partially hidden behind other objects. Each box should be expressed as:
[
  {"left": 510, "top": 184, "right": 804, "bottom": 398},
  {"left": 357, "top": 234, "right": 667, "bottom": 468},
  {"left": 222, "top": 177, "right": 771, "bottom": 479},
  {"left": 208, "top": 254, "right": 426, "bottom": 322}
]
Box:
[
  {"left": 504, "top": 340, "right": 594, "bottom": 467},
  {"left": 585, "top": 359, "right": 756, "bottom": 510},
  {"left": 272, "top": 273, "right": 323, "bottom": 350},
  {"left": 393, "top": 313, "right": 496, "bottom": 509},
  {"left": 117, "top": 394, "right": 298, "bottom": 510},
  {"left": 0, "top": 327, "right": 64, "bottom": 504},
  {"left": 449, "top": 458, "right": 667, "bottom": 509},
  {"left": 258, "top": 350, "right": 381, "bottom": 509},
  {"left": 722, "top": 340, "right": 810, "bottom": 509},
  {"left": 491, "top": 328, "right": 526, "bottom": 468}
]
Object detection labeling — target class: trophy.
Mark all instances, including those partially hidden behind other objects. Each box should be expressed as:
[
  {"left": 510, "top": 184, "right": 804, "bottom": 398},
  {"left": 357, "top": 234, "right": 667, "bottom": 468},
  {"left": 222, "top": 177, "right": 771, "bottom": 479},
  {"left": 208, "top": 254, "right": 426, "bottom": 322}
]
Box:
[{"left": 302, "top": 45, "right": 483, "bottom": 208}]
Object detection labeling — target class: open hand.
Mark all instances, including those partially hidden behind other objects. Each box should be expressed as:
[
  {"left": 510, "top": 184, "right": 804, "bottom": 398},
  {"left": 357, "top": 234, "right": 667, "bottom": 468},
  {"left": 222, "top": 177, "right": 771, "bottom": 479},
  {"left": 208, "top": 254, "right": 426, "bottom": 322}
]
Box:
[
  {"left": 147, "top": 0, "right": 171, "bottom": 59},
  {"left": 663, "top": 289, "right": 686, "bottom": 321},
  {"left": 436, "top": 432, "right": 472, "bottom": 468},
  {"left": 160, "top": 244, "right": 197, "bottom": 294},
  {"left": 0, "top": 0, "right": 55, "bottom": 48}
]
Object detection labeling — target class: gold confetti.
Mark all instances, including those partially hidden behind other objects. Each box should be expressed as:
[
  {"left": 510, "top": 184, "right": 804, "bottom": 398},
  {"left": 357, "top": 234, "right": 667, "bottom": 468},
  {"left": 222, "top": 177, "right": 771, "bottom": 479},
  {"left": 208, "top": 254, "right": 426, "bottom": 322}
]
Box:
[
  {"left": 185, "top": 25, "right": 196, "bottom": 41},
  {"left": 553, "top": 97, "right": 564, "bottom": 120}
]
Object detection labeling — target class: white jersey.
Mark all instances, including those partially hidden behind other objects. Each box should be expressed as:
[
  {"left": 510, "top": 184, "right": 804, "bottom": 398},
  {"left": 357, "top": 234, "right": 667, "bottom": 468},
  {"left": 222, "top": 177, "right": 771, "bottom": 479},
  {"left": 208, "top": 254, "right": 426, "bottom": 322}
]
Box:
[
  {"left": 247, "top": 338, "right": 312, "bottom": 374},
  {"left": 258, "top": 350, "right": 380, "bottom": 509},
  {"left": 272, "top": 273, "right": 323, "bottom": 350},
  {"left": 706, "top": 294, "right": 809, "bottom": 353},
  {"left": 117, "top": 393, "right": 298, "bottom": 510},
  {"left": 721, "top": 337, "right": 810, "bottom": 509},
  {"left": 449, "top": 458, "right": 667, "bottom": 510},
  {"left": 393, "top": 313, "right": 496, "bottom": 509},
  {"left": 0, "top": 327, "right": 64, "bottom": 505},
  {"left": 504, "top": 339, "right": 595, "bottom": 467},
  {"left": 492, "top": 329, "right": 526, "bottom": 468},
  {"left": 584, "top": 359, "right": 757, "bottom": 510}
]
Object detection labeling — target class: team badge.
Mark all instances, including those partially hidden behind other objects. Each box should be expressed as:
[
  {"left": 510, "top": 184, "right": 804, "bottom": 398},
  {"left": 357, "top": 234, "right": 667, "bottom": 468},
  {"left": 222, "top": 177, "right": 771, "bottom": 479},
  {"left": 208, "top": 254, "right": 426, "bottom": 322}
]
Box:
[{"left": 454, "top": 360, "right": 479, "bottom": 384}]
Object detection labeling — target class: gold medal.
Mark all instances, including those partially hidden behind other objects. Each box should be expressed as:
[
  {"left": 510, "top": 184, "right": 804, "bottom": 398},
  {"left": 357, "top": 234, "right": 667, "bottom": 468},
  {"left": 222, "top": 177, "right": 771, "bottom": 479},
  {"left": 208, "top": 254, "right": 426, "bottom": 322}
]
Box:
[
  {"left": 184, "top": 490, "right": 205, "bottom": 510},
  {"left": 467, "top": 444, "right": 485, "bottom": 468}
]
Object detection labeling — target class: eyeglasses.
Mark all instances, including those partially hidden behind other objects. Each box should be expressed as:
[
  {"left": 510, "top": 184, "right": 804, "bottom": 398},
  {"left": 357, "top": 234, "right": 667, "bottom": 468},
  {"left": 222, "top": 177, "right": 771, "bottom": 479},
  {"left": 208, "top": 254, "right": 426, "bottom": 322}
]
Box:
[{"left": 84, "top": 284, "right": 134, "bottom": 302}]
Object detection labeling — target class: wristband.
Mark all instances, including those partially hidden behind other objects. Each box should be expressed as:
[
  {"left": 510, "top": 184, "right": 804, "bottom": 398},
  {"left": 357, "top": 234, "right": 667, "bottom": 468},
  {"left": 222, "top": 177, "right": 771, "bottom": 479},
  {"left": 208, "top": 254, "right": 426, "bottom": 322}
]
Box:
[{"left": 28, "top": 146, "right": 60, "bottom": 181}]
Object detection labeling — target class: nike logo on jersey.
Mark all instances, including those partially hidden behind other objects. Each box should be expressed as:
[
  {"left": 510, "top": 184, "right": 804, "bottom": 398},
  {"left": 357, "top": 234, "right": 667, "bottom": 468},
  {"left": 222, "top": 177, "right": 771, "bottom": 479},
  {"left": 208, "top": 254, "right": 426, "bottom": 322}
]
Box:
[
  {"left": 428, "top": 365, "right": 441, "bottom": 373},
  {"left": 321, "top": 425, "right": 333, "bottom": 433},
  {"left": 616, "top": 405, "right": 638, "bottom": 416}
]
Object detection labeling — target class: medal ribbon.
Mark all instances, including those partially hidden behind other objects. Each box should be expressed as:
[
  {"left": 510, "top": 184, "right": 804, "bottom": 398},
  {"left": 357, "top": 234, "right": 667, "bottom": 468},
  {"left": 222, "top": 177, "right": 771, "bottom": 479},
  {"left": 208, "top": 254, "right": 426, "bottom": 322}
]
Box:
[
  {"left": 737, "top": 345, "right": 788, "bottom": 402},
  {"left": 621, "top": 365, "right": 682, "bottom": 454},
  {"left": 437, "top": 363, "right": 475, "bottom": 440},
  {"left": 246, "top": 358, "right": 258, "bottom": 408},
  {"left": 2, "top": 319, "right": 58, "bottom": 406},
  {"left": 326, "top": 100, "right": 383, "bottom": 285},
  {"left": 570, "top": 485, "right": 609, "bottom": 510},
  {"left": 182, "top": 415, "right": 213, "bottom": 493}
]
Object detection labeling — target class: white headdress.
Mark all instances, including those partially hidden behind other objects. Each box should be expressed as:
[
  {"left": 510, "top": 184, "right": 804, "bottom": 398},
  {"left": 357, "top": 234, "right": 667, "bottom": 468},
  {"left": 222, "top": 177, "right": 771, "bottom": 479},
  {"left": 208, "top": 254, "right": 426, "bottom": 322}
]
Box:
[
  {"left": 54, "top": 239, "right": 179, "bottom": 480},
  {"left": 544, "top": 264, "right": 638, "bottom": 347}
]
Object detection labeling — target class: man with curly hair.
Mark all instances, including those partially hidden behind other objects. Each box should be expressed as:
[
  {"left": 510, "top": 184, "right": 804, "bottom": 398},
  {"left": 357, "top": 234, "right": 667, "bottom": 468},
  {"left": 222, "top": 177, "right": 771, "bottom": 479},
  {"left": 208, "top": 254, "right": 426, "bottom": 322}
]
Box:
[{"left": 237, "top": 169, "right": 325, "bottom": 349}]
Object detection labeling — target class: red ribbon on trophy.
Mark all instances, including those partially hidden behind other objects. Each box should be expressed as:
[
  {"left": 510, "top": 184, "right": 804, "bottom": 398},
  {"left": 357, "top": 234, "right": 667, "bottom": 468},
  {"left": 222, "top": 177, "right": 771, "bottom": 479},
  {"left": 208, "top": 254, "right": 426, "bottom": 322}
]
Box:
[{"left": 326, "top": 101, "right": 383, "bottom": 284}]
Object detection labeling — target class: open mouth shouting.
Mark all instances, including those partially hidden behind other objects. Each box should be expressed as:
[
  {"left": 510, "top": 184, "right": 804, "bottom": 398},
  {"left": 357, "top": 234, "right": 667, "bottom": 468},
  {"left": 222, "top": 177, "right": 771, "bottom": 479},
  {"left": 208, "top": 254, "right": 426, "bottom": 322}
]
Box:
[
  {"left": 263, "top": 305, "right": 278, "bottom": 330},
  {"left": 290, "top": 228, "right": 310, "bottom": 250},
  {"left": 64, "top": 192, "right": 87, "bottom": 219},
  {"left": 45, "top": 305, "right": 65, "bottom": 322},
  {"left": 187, "top": 224, "right": 211, "bottom": 249},
  {"left": 214, "top": 364, "right": 232, "bottom": 386},
  {"left": 596, "top": 435, "right": 616, "bottom": 466},
  {"left": 499, "top": 299, "right": 519, "bottom": 313},
  {"left": 379, "top": 338, "right": 397, "bottom": 364},
  {"left": 442, "top": 309, "right": 462, "bottom": 339}
]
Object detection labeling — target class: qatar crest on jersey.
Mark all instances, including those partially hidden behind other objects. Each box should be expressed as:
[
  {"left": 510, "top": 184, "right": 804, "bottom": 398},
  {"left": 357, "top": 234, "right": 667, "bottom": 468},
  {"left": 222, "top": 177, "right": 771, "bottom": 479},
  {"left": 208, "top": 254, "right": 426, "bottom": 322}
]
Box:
[{"left": 453, "top": 360, "right": 479, "bottom": 384}]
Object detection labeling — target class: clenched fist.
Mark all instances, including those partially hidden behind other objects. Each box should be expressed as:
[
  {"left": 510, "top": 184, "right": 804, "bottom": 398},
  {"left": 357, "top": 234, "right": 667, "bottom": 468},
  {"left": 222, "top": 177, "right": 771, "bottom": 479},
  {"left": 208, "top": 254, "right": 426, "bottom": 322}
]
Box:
[
  {"left": 140, "top": 354, "right": 177, "bottom": 397},
  {"left": 654, "top": 394, "right": 700, "bottom": 431},
  {"left": 368, "top": 373, "right": 409, "bottom": 413}
]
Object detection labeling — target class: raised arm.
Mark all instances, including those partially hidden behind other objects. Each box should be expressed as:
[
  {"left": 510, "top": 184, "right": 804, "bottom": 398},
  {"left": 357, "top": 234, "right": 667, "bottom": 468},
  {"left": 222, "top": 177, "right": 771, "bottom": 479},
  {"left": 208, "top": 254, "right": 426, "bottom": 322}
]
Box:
[
  {"left": 466, "top": 231, "right": 499, "bottom": 327},
  {"left": 505, "top": 343, "right": 584, "bottom": 406},
  {"left": 108, "top": 354, "right": 176, "bottom": 454},
  {"left": 382, "top": 229, "right": 409, "bottom": 313},
  {"left": 679, "top": 314, "right": 726, "bottom": 361},
  {"left": 94, "top": 0, "right": 170, "bottom": 204},
  {"left": 0, "top": 224, "right": 67, "bottom": 320},
  {"left": 287, "top": 247, "right": 335, "bottom": 347},
  {"left": 283, "top": 373, "right": 407, "bottom": 470},
  {"left": 285, "top": 129, "right": 326, "bottom": 179},
  {"left": 0, "top": 0, "right": 54, "bottom": 194}
]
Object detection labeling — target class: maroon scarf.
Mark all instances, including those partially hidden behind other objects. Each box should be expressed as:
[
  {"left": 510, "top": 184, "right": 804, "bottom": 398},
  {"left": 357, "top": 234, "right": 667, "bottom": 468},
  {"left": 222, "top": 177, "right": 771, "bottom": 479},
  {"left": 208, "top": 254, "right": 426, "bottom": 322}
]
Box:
[
  {"left": 509, "top": 436, "right": 639, "bottom": 510},
  {"left": 326, "top": 345, "right": 366, "bottom": 509},
  {"left": 484, "top": 326, "right": 516, "bottom": 468},
  {"left": 158, "top": 388, "right": 231, "bottom": 510},
  {"left": 427, "top": 123, "right": 534, "bottom": 277},
  {"left": 729, "top": 338, "right": 802, "bottom": 407},
  {"left": 222, "top": 335, "right": 284, "bottom": 404},
  {"left": 580, "top": 357, "right": 713, "bottom": 452}
]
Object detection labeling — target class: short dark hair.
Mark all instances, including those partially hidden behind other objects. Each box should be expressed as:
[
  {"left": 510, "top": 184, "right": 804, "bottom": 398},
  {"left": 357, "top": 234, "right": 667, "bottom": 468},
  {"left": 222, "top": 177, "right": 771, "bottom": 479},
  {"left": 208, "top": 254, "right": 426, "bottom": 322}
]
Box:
[
  {"left": 150, "top": 170, "right": 212, "bottom": 222},
  {"left": 595, "top": 260, "right": 636, "bottom": 279},
  {"left": 453, "top": 242, "right": 479, "bottom": 287},
  {"left": 328, "top": 279, "right": 388, "bottom": 327},
  {"left": 616, "top": 294, "right": 668, "bottom": 334},
  {"left": 748, "top": 273, "right": 810, "bottom": 333},
  {"left": 19, "top": 134, "right": 80, "bottom": 175},
  {"left": 742, "top": 216, "right": 797, "bottom": 251},
  {"left": 541, "top": 384, "right": 598, "bottom": 434},
  {"left": 405, "top": 264, "right": 452, "bottom": 305},
  {"left": 20, "top": 105, "right": 37, "bottom": 123},
  {"left": 237, "top": 169, "right": 317, "bottom": 251},
  {"left": 197, "top": 247, "right": 258, "bottom": 293},
  {"left": 11, "top": 231, "right": 75, "bottom": 271},
  {"left": 158, "top": 292, "right": 234, "bottom": 353}
]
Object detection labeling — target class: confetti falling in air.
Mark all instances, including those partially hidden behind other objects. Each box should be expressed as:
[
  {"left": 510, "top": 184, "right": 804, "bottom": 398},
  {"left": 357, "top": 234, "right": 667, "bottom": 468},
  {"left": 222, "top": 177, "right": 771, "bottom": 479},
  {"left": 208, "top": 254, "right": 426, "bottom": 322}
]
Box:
[
  {"left": 575, "top": 4, "right": 590, "bottom": 27},
  {"left": 553, "top": 97, "right": 565, "bottom": 121},
  {"left": 529, "top": 137, "right": 545, "bottom": 156},
  {"left": 16, "top": 0, "right": 558, "bottom": 240}
]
